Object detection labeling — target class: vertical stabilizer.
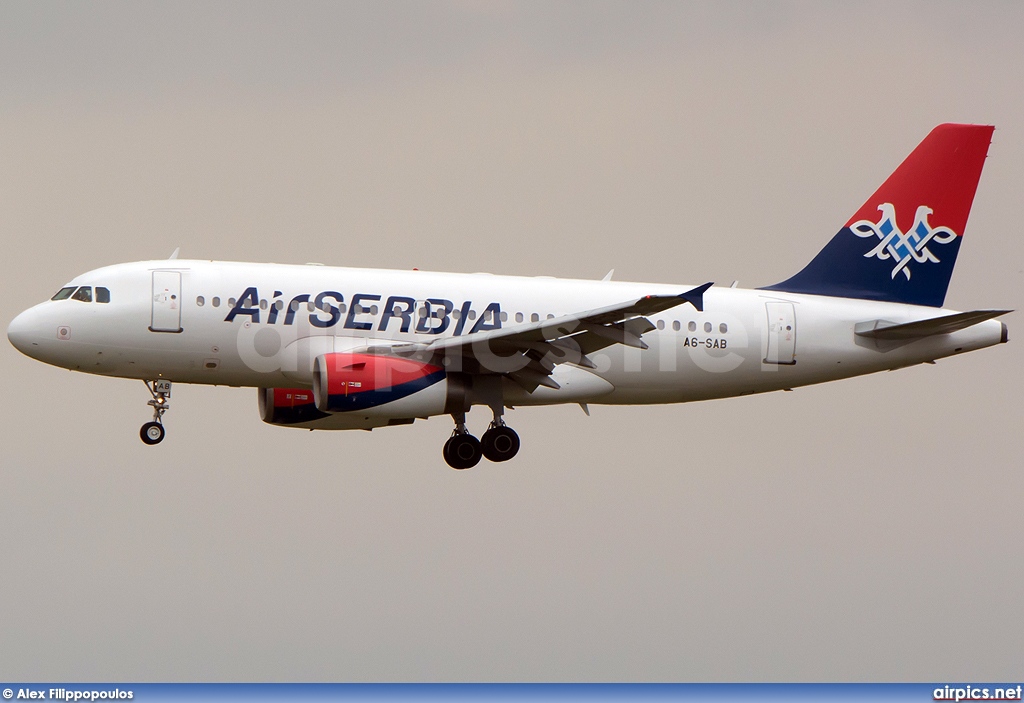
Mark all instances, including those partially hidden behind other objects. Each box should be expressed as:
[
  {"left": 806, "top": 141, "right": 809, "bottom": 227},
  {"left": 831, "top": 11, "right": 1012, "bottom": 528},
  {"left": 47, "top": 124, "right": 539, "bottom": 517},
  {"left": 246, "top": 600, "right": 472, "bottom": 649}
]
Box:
[{"left": 762, "top": 124, "right": 994, "bottom": 307}]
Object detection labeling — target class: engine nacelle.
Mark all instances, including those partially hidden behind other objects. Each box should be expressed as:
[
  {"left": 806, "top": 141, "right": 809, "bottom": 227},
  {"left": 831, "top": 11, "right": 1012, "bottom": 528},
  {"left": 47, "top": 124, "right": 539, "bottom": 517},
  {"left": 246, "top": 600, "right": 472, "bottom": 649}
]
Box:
[
  {"left": 312, "top": 353, "right": 468, "bottom": 419},
  {"left": 258, "top": 386, "right": 426, "bottom": 431},
  {"left": 258, "top": 387, "right": 328, "bottom": 425}
]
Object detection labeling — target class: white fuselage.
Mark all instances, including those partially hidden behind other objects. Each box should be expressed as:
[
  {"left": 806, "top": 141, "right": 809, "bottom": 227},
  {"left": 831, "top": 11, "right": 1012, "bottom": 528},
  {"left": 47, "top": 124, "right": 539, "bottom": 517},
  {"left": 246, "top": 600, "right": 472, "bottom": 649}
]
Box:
[{"left": 7, "top": 259, "right": 1006, "bottom": 415}]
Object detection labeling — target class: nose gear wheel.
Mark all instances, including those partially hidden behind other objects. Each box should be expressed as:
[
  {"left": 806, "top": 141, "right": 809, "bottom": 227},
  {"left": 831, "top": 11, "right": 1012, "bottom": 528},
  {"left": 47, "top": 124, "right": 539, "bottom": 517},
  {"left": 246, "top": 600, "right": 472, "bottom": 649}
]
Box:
[{"left": 140, "top": 421, "right": 165, "bottom": 445}]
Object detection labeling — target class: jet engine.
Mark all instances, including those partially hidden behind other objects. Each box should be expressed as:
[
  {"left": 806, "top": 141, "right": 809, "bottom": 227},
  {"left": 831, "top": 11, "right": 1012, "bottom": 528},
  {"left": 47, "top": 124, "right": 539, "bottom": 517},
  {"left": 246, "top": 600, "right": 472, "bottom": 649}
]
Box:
[{"left": 258, "top": 354, "right": 472, "bottom": 430}]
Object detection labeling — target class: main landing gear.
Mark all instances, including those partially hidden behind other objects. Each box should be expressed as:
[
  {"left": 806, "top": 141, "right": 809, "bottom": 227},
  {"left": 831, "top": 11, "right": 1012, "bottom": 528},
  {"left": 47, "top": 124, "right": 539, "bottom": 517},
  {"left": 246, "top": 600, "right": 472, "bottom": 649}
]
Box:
[
  {"left": 442, "top": 409, "right": 520, "bottom": 470},
  {"left": 140, "top": 380, "right": 171, "bottom": 445}
]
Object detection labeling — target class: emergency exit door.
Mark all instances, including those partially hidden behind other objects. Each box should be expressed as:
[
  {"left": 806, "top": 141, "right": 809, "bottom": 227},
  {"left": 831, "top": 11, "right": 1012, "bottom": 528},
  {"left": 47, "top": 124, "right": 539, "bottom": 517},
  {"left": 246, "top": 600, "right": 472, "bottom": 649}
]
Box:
[
  {"left": 150, "top": 271, "right": 182, "bottom": 333},
  {"left": 764, "top": 301, "right": 796, "bottom": 365}
]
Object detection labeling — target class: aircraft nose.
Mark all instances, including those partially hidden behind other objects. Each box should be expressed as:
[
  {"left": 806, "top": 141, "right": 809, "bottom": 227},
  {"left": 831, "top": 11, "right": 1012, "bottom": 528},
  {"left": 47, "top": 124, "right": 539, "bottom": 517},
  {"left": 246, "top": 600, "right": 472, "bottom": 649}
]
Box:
[{"left": 8, "top": 307, "right": 42, "bottom": 357}]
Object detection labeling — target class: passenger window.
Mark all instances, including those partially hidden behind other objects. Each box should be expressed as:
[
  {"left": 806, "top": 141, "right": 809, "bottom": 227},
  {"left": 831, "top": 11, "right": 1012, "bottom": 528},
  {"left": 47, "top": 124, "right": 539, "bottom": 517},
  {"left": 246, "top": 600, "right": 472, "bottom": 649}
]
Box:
[
  {"left": 515, "top": 312, "right": 524, "bottom": 323},
  {"left": 196, "top": 296, "right": 205, "bottom": 307},
  {"left": 500, "top": 311, "right": 508, "bottom": 322},
  {"left": 656, "top": 320, "right": 665, "bottom": 330},
  {"left": 96, "top": 287, "right": 110, "bottom": 303},
  {"left": 212, "top": 297, "right": 221, "bottom": 307},
  {"left": 530, "top": 313, "right": 540, "bottom": 323},
  {"left": 71, "top": 286, "right": 92, "bottom": 303},
  {"left": 51, "top": 287, "right": 76, "bottom": 301},
  {"left": 703, "top": 322, "right": 712, "bottom": 333},
  {"left": 720, "top": 323, "right": 728, "bottom": 333},
  {"left": 688, "top": 321, "right": 696, "bottom": 332},
  {"left": 672, "top": 320, "right": 681, "bottom": 331}
]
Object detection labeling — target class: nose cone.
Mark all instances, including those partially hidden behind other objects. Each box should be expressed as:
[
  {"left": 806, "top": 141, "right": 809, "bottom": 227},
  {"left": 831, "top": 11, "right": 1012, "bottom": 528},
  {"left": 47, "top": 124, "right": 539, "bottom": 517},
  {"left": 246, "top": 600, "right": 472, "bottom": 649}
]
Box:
[{"left": 8, "top": 307, "right": 41, "bottom": 358}]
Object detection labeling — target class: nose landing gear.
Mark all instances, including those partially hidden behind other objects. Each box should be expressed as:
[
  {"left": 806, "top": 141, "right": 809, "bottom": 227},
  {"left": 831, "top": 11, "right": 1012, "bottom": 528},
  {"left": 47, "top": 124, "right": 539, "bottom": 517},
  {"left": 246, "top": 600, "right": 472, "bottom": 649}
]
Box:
[{"left": 140, "top": 380, "right": 171, "bottom": 445}]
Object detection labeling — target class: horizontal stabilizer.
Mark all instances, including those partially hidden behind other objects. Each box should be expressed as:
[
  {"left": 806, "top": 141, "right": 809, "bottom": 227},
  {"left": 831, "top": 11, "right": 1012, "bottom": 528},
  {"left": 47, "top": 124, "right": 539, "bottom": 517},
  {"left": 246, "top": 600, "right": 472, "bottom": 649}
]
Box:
[{"left": 855, "top": 309, "right": 1011, "bottom": 340}]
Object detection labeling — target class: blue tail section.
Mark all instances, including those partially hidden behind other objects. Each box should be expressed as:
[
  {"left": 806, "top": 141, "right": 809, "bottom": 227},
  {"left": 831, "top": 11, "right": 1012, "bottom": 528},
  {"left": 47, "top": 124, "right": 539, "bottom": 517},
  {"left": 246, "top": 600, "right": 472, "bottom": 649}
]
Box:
[
  {"left": 761, "top": 124, "right": 993, "bottom": 307},
  {"left": 762, "top": 224, "right": 963, "bottom": 307}
]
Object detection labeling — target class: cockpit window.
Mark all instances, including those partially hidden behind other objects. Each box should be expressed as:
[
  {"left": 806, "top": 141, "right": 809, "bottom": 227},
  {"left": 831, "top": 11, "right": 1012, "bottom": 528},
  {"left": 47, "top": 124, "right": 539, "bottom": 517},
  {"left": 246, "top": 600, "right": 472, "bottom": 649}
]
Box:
[
  {"left": 96, "top": 287, "right": 110, "bottom": 303},
  {"left": 51, "top": 287, "right": 76, "bottom": 301},
  {"left": 71, "top": 286, "right": 92, "bottom": 303}
]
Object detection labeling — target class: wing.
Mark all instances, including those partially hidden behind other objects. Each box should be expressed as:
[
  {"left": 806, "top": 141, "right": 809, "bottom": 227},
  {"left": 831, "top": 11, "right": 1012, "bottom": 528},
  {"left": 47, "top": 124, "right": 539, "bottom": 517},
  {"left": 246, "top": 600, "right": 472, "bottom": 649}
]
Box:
[{"left": 362, "top": 282, "right": 713, "bottom": 392}]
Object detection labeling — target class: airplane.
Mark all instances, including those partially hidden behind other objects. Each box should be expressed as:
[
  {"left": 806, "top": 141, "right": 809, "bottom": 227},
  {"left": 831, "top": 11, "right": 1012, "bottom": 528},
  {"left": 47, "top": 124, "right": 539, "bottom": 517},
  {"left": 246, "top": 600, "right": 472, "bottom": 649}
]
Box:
[{"left": 6, "top": 124, "right": 1011, "bottom": 469}]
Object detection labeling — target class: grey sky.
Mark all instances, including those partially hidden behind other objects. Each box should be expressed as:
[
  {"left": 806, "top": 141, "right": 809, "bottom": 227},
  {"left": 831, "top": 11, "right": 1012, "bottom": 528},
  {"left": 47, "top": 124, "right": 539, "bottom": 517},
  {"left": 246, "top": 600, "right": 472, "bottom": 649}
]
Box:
[{"left": 1, "top": 1, "right": 1022, "bottom": 681}]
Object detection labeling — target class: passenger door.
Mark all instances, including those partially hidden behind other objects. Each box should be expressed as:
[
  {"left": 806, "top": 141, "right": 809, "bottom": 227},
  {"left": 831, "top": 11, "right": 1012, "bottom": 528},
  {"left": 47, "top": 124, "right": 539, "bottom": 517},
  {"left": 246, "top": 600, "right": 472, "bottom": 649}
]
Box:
[
  {"left": 150, "top": 271, "right": 182, "bottom": 333},
  {"left": 764, "top": 301, "right": 796, "bottom": 365}
]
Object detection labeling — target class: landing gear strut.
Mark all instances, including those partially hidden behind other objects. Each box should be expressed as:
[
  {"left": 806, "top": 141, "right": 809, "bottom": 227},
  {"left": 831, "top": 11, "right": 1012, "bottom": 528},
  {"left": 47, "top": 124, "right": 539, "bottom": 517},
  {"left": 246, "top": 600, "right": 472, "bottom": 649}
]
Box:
[
  {"left": 441, "top": 407, "right": 520, "bottom": 469},
  {"left": 140, "top": 380, "right": 171, "bottom": 445}
]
